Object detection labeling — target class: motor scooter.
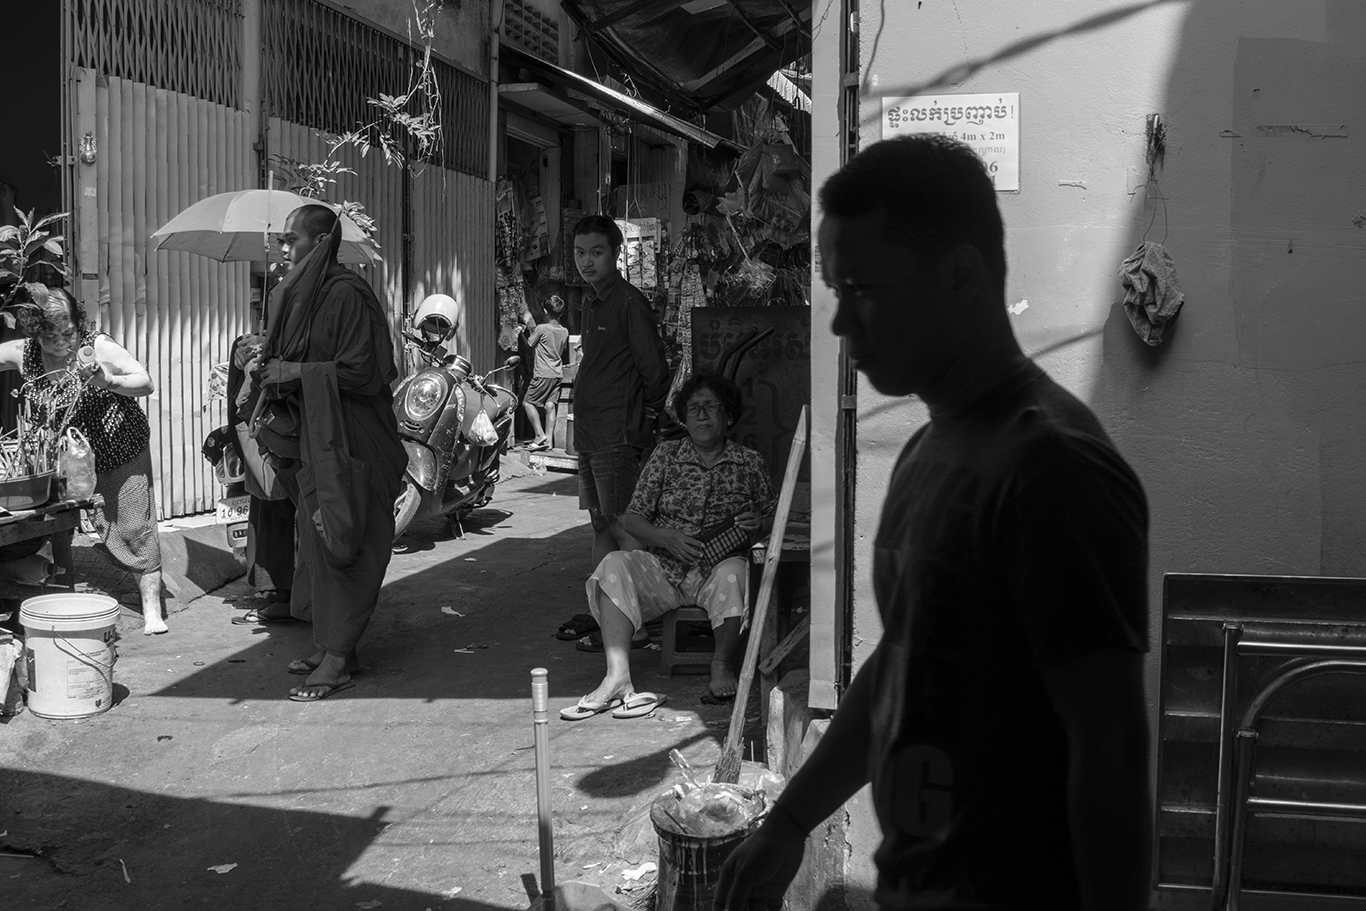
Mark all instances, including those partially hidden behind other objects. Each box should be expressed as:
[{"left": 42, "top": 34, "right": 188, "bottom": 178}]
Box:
[
  {"left": 391, "top": 327, "right": 520, "bottom": 542},
  {"left": 201, "top": 425, "right": 250, "bottom": 565}
]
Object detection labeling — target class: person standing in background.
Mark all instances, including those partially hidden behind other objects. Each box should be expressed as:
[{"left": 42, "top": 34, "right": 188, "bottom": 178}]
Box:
[
  {"left": 255, "top": 203, "right": 407, "bottom": 702},
  {"left": 520, "top": 295, "right": 569, "bottom": 451},
  {"left": 570, "top": 215, "right": 670, "bottom": 569}
]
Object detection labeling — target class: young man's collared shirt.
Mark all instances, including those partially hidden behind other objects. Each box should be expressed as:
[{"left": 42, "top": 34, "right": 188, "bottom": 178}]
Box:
[{"left": 574, "top": 271, "right": 670, "bottom": 453}]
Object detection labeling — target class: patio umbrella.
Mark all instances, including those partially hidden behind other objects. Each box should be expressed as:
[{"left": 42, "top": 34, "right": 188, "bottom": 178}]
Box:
[{"left": 151, "top": 188, "right": 379, "bottom": 265}]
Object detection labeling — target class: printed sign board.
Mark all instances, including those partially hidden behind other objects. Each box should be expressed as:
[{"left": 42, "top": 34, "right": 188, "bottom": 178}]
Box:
[{"left": 881, "top": 92, "right": 1020, "bottom": 191}]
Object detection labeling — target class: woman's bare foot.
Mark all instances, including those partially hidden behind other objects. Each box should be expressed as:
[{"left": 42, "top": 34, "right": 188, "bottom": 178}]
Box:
[
  {"left": 580, "top": 671, "right": 633, "bottom": 708},
  {"left": 139, "top": 570, "right": 167, "bottom": 634},
  {"left": 707, "top": 659, "right": 739, "bottom": 701}
]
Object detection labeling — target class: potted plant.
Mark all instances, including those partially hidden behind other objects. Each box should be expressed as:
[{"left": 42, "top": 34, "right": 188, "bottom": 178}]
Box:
[{"left": 0, "top": 209, "right": 78, "bottom": 509}]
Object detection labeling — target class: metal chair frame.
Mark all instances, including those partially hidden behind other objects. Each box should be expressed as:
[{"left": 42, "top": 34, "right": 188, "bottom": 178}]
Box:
[{"left": 1209, "top": 627, "right": 1366, "bottom": 910}]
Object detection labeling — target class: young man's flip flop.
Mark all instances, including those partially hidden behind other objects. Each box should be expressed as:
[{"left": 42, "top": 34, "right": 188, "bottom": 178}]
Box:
[{"left": 556, "top": 612, "right": 599, "bottom": 640}]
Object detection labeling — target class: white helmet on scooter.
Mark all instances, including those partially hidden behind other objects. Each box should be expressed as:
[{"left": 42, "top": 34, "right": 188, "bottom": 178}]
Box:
[{"left": 413, "top": 293, "right": 461, "bottom": 343}]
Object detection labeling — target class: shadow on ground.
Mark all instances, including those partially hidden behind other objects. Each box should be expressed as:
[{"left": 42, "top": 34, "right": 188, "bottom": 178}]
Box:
[
  {"left": 1, "top": 769, "right": 528, "bottom": 911},
  {"left": 147, "top": 515, "right": 728, "bottom": 707}
]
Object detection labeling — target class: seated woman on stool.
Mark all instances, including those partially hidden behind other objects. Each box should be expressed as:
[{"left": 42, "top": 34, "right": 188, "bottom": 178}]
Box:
[{"left": 561, "top": 374, "right": 777, "bottom": 720}]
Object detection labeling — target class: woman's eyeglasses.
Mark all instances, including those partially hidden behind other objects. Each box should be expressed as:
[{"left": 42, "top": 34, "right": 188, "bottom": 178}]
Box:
[
  {"left": 38, "top": 326, "right": 78, "bottom": 342},
  {"left": 685, "top": 402, "right": 722, "bottom": 417}
]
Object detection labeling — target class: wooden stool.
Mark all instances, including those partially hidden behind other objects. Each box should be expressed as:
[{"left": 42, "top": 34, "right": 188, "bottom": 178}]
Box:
[{"left": 658, "top": 606, "right": 714, "bottom": 676}]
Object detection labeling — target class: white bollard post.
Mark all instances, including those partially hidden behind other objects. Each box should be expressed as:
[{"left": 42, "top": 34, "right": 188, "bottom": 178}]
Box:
[{"left": 531, "top": 668, "right": 556, "bottom": 908}]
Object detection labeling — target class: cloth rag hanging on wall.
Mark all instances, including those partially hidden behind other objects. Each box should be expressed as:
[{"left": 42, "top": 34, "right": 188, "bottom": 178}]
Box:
[{"left": 1120, "top": 241, "right": 1185, "bottom": 346}]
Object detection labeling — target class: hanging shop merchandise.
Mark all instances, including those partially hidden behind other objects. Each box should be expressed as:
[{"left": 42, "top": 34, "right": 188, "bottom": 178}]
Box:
[{"left": 495, "top": 178, "right": 528, "bottom": 350}]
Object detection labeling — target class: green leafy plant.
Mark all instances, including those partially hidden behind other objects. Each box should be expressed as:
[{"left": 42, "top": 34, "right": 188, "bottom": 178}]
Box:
[
  {"left": 1, "top": 371, "right": 86, "bottom": 480},
  {"left": 272, "top": 156, "right": 380, "bottom": 247},
  {"left": 0, "top": 208, "right": 88, "bottom": 480},
  {"left": 0, "top": 209, "right": 70, "bottom": 328},
  {"left": 271, "top": 0, "right": 445, "bottom": 246}
]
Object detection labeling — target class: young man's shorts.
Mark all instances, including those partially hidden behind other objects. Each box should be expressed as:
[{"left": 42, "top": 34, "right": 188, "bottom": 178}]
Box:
[
  {"left": 524, "top": 376, "right": 561, "bottom": 407},
  {"left": 578, "top": 444, "right": 643, "bottom": 519}
]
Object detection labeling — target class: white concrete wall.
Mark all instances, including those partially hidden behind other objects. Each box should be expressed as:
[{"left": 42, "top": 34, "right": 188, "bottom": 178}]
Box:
[{"left": 837, "top": 0, "right": 1366, "bottom": 899}]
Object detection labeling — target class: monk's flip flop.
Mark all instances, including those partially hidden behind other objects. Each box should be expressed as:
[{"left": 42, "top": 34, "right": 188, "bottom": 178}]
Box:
[
  {"left": 559, "top": 696, "right": 624, "bottom": 721},
  {"left": 287, "top": 680, "right": 355, "bottom": 702},
  {"left": 286, "top": 658, "right": 362, "bottom": 677},
  {"left": 231, "top": 607, "right": 298, "bottom": 626},
  {"left": 611, "top": 692, "right": 666, "bottom": 719}
]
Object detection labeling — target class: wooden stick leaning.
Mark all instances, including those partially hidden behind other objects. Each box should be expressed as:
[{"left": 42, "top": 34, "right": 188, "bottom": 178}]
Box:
[{"left": 713, "top": 406, "right": 808, "bottom": 785}]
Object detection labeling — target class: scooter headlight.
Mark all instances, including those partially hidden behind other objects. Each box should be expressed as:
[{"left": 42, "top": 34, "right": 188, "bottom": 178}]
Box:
[{"left": 403, "top": 374, "right": 447, "bottom": 422}]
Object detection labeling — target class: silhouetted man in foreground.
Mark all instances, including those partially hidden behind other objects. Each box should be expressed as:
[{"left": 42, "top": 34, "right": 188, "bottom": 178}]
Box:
[{"left": 716, "top": 135, "right": 1152, "bottom": 911}]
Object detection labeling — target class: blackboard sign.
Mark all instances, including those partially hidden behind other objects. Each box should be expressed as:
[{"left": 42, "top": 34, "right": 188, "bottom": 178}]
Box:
[{"left": 691, "top": 306, "right": 810, "bottom": 482}]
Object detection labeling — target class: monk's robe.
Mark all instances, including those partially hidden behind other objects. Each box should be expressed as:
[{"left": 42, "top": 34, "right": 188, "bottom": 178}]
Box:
[{"left": 275, "top": 264, "right": 406, "bottom": 656}]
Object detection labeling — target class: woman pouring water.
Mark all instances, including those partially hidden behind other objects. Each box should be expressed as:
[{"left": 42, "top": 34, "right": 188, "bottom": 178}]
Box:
[{"left": 0, "top": 288, "right": 167, "bottom": 635}]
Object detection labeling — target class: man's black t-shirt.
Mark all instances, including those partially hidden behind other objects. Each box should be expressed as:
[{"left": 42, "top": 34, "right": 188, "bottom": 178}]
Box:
[{"left": 868, "top": 360, "right": 1148, "bottom": 910}]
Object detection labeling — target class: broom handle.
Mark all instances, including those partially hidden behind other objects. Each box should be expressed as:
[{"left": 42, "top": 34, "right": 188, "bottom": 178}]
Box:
[
  {"left": 714, "top": 407, "right": 807, "bottom": 784},
  {"left": 531, "top": 668, "right": 556, "bottom": 905}
]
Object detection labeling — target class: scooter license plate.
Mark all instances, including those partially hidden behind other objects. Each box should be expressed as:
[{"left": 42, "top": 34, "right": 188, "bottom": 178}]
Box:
[{"left": 216, "top": 495, "right": 252, "bottom": 524}]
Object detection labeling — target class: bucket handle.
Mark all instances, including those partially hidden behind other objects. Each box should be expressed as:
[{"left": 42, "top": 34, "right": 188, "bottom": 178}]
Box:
[{"left": 53, "top": 635, "right": 117, "bottom": 672}]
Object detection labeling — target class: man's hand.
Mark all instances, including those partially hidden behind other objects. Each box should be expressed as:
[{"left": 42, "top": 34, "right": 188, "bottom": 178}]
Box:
[
  {"left": 657, "top": 526, "right": 701, "bottom": 564},
  {"left": 234, "top": 334, "right": 267, "bottom": 369},
  {"left": 256, "top": 357, "right": 301, "bottom": 386},
  {"left": 714, "top": 809, "right": 807, "bottom": 911}
]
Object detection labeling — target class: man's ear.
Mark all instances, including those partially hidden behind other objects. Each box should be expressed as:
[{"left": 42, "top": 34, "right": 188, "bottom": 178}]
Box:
[{"left": 942, "top": 243, "right": 987, "bottom": 302}]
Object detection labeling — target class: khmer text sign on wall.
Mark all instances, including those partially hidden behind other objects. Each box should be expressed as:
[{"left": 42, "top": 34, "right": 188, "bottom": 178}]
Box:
[{"left": 881, "top": 93, "right": 1020, "bottom": 192}]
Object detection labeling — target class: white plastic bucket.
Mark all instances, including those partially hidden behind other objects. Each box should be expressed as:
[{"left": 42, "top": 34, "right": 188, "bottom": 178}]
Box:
[{"left": 20, "top": 593, "right": 121, "bottom": 719}]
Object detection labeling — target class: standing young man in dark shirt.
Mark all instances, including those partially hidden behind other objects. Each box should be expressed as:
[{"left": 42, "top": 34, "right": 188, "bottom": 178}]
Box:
[
  {"left": 716, "top": 136, "right": 1152, "bottom": 910},
  {"left": 571, "top": 215, "right": 670, "bottom": 568}
]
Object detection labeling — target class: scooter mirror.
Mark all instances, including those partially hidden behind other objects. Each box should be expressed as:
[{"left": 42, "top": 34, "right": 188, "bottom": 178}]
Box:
[{"left": 503, "top": 355, "right": 521, "bottom": 368}]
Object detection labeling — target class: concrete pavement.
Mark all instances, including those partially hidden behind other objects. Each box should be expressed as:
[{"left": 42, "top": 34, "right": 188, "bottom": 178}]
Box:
[{"left": 1, "top": 466, "right": 762, "bottom": 911}]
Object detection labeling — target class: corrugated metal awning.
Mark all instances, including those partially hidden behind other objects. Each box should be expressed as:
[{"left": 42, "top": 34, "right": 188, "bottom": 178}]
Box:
[
  {"left": 500, "top": 46, "right": 730, "bottom": 149},
  {"left": 558, "top": 0, "right": 811, "bottom": 112}
]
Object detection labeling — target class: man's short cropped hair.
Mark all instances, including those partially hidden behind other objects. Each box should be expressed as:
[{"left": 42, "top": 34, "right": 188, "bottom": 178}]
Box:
[
  {"left": 819, "top": 135, "right": 1006, "bottom": 286},
  {"left": 292, "top": 203, "right": 341, "bottom": 242},
  {"left": 572, "top": 214, "right": 624, "bottom": 253}
]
